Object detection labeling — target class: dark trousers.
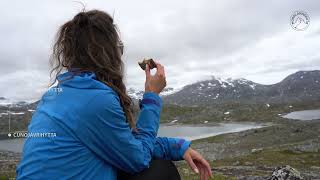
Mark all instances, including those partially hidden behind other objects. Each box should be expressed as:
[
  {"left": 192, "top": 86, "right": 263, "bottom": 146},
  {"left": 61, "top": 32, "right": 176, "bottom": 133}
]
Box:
[{"left": 117, "top": 159, "right": 181, "bottom": 180}]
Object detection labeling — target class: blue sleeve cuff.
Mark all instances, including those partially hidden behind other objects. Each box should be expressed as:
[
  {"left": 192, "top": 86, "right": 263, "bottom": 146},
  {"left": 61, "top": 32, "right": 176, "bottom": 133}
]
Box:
[
  {"left": 140, "top": 92, "right": 163, "bottom": 108},
  {"left": 178, "top": 139, "right": 191, "bottom": 159}
]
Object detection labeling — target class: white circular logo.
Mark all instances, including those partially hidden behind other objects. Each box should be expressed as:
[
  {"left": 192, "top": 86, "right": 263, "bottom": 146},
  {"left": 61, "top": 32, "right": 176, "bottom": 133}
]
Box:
[{"left": 290, "top": 11, "right": 310, "bottom": 31}]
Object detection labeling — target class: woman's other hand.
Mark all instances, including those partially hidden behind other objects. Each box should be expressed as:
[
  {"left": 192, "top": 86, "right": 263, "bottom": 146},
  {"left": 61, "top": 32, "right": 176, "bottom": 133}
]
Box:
[
  {"left": 183, "top": 147, "right": 212, "bottom": 180},
  {"left": 144, "top": 62, "right": 166, "bottom": 94}
]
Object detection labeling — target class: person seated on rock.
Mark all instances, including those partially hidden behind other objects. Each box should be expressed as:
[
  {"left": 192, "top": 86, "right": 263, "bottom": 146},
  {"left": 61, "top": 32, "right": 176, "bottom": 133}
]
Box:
[{"left": 16, "top": 9, "right": 212, "bottom": 180}]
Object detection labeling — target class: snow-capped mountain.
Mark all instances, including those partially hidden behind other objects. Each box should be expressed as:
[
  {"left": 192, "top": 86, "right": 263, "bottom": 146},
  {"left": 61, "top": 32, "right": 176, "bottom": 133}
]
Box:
[
  {"left": 163, "top": 70, "right": 320, "bottom": 105},
  {"left": 127, "top": 88, "right": 144, "bottom": 100},
  {"left": 0, "top": 97, "right": 38, "bottom": 119},
  {"left": 0, "top": 97, "right": 36, "bottom": 108},
  {"left": 127, "top": 87, "right": 178, "bottom": 100}
]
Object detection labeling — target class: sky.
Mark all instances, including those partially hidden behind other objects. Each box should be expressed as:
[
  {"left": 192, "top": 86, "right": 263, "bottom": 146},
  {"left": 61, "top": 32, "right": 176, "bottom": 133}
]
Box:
[{"left": 0, "top": 0, "right": 320, "bottom": 101}]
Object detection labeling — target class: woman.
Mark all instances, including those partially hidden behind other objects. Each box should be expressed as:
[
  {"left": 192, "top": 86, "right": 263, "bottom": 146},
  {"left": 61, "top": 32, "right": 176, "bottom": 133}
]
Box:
[{"left": 16, "top": 10, "right": 212, "bottom": 180}]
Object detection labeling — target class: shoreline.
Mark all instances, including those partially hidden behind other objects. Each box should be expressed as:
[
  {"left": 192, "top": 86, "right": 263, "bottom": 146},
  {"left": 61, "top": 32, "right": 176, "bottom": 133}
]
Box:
[
  {"left": 1, "top": 119, "right": 319, "bottom": 179},
  {"left": 0, "top": 121, "right": 268, "bottom": 152}
]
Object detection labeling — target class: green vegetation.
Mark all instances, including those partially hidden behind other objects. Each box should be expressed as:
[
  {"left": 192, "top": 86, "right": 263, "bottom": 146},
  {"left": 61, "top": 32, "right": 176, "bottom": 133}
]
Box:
[
  {"left": 214, "top": 149, "right": 320, "bottom": 170},
  {"left": 176, "top": 148, "right": 320, "bottom": 179},
  {"left": 0, "top": 172, "right": 16, "bottom": 180},
  {"left": 160, "top": 104, "right": 203, "bottom": 123},
  {"left": 176, "top": 161, "right": 236, "bottom": 180},
  {"left": 160, "top": 100, "right": 320, "bottom": 124},
  {"left": 191, "top": 133, "right": 226, "bottom": 144}
]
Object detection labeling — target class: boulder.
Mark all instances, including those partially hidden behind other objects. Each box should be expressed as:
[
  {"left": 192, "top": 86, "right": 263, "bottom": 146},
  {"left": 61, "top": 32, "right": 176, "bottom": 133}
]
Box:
[{"left": 267, "top": 165, "right": 303, "bottom": 180}]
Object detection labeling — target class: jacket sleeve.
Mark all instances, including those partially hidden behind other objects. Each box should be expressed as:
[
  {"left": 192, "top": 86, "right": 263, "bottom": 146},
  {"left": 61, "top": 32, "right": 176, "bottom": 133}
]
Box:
[
  {"left": 75, "top": 91, "right": 162, "bottom": 174},
  {"left": 152, "top": 137, "right": 191, "bottom": 161}
]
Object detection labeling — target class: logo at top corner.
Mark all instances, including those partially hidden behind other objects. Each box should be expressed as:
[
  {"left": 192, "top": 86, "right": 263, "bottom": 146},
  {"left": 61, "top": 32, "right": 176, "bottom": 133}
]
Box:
[{"left": 290, "top": 11, "right": 310, "bottom": 31}]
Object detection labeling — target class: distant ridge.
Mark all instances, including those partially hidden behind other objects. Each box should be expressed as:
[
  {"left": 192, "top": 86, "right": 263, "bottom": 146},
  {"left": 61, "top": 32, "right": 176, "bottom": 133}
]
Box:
[
  {"left": 1, "top": 70, "right": 319, "bottom": 107},
  {"left": 162, "top": 70, "right": 320, "bottom": 105}
]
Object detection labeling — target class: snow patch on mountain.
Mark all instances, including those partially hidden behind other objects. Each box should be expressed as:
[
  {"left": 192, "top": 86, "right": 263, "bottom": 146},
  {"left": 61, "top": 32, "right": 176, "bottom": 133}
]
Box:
[
  {"left": 0, "top": 97, "right": 37, "bottom": 107},
  {"left": 127, "top": 87, "right": 178, "bottom": 99}
]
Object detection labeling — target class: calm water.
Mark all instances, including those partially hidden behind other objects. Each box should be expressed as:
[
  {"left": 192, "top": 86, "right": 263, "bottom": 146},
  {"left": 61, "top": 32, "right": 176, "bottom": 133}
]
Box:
[
  {"left": 158, "top": 123, "right": 263, "bottom": 140},
  {"left": 0, "top": 138, "right": 24, "bottom": 153},
  {"left": 282, "top": 109, "right": 320, "bottom": 120},
  {"left": 0, "top": 123, "right": 263, "bottom": 153}
]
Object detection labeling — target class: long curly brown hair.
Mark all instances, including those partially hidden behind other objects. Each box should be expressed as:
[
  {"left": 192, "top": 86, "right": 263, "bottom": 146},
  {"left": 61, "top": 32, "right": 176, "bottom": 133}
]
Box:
[{"left": 49, "top": 10, "right": 135, "bottom": 129}]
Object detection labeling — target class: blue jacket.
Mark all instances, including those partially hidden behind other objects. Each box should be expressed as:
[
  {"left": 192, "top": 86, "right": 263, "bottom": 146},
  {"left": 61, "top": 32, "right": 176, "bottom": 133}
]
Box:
[{"left": 16, "top": 70, "right": 191, "bottom": 180}]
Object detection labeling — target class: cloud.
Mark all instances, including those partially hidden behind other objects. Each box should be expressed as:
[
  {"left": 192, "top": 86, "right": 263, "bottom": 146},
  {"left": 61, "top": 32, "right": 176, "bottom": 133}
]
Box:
[
  {"left": 0, "top": 0, "right": 320, "bottom": 100},
  {"left": 0, "top": 70, "right": 50, "bottom": 101}
]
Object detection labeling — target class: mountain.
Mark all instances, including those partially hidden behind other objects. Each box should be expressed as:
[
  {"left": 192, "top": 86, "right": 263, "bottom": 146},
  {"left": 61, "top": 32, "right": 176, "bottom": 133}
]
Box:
[
  {"left": 0, "top": 97, "right": 38, "bottom": 110},
  {"left": 127, "top": 88, "right": 144, "bottom": 100},
  {"left": 163, "top": 70, "right": 320, "bottom": 106},
  {"left": 273, "top": 71, "right": 320, "bottom": 101},
  {"left": 127, "top": 87, "right": 177, "bottom": 100}
]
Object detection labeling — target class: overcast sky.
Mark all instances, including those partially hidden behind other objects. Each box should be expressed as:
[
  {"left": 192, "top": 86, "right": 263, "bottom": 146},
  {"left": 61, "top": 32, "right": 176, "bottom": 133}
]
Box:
[{"left": 0, "top": 0, "right": 320, "bottom": 101}]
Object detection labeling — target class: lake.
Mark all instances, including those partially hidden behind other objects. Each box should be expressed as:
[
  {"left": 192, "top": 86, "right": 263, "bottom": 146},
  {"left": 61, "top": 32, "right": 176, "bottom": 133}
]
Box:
[
  {"left": 282, "top": 109, "right": 320, "bottom": 120},
  {"left": 0, "top": 123, "right": 263, "bottom": 153},
  {"left": 158, "top": 123, "right": 264, "bottom": 140}
]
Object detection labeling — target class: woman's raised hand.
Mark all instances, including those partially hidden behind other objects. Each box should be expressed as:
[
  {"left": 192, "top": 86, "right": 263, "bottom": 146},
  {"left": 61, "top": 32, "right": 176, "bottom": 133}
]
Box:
[{"left": 144, "top": 62, "right": 166, "bottom": 94}]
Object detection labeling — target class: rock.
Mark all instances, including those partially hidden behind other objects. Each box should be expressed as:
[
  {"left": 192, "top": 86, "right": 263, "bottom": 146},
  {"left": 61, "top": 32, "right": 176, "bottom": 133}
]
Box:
[
  {"left": 310, "top": 166, "right": 320, "bottom": 170},
  {"left": 239, "top": 176, "right": 266, "bottom": 180},
  {"left": 232, "top": 161, "right": 240, "bottom": 166},
  {"left": 267, "top": 165, "right": 303, "bottom": 180},
  {"left": 244, "top": 162, "right": 253, "bottom": 166},
  {"left": 293, "top": 128, "right": 303, "bottom": 133},
  {"left": 251, "top": 148, "right": 263, "bottom": 153}
]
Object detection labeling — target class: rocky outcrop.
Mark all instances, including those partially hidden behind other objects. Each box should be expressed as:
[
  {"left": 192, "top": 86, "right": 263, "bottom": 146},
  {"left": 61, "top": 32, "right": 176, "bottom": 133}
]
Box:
[{"left": 267, "top": 165, "right": 303, "bottom": 180}]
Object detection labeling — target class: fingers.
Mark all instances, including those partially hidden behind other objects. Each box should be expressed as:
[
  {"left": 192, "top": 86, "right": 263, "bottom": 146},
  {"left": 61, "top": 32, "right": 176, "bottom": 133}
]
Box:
[
  {"left": 155, "top": 63, "right": 165, "bottom": 78},
  {"left": 159, "top": 63, "right": 166, "bottom": 78},
  {"left": 145, "top": 64, "right": 150, "bottom": 79},
  {"left": 185, "top": 154, "right": 199, "bottom": 174},
  {"left": 146, "top": 61, "right": 165, "bottom": 78},
  {"left": 203, "top": 164, "right": 210, "bottom": 180},
  {"left": 144, "top": 60, "right": 167, "bottom": 94},
  {"left": 197, "top": 158, "right": 212, "bottom": 178},
  {"left": 200, "top": 163, "right": 206, "bottom": 180},
  {"left": 199, "top": 157, "right": 212, "bottom": 177},
  {"left": 196, "top": 161, "right": 208, "bottom": 180}
]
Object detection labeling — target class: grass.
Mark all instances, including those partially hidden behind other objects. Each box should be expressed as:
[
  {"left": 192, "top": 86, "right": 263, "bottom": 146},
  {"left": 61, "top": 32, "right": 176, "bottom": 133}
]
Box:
[
  {"left": 160, "top": 104, "right": 203, "bottom": 123},
  {"left": 215, "top": 149, "right": 320, "bottom": 170},
  {"left": 176, "top": 161, "right": 236, "bottom": 180},
  {"left": 0, "top": 172, "right": 16, "bottom": 180},
  {"left": 192, "top": 133, "right": 226, "bottom": 144},
  {"left": 159, "top": 100, "right": 320, "bottom": 124},
  {"left": 176, "top": 149, "right": 320, "bottom": 179},
  {"left": 180, "top": 173, "right": 236, "bottom": 180}
]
